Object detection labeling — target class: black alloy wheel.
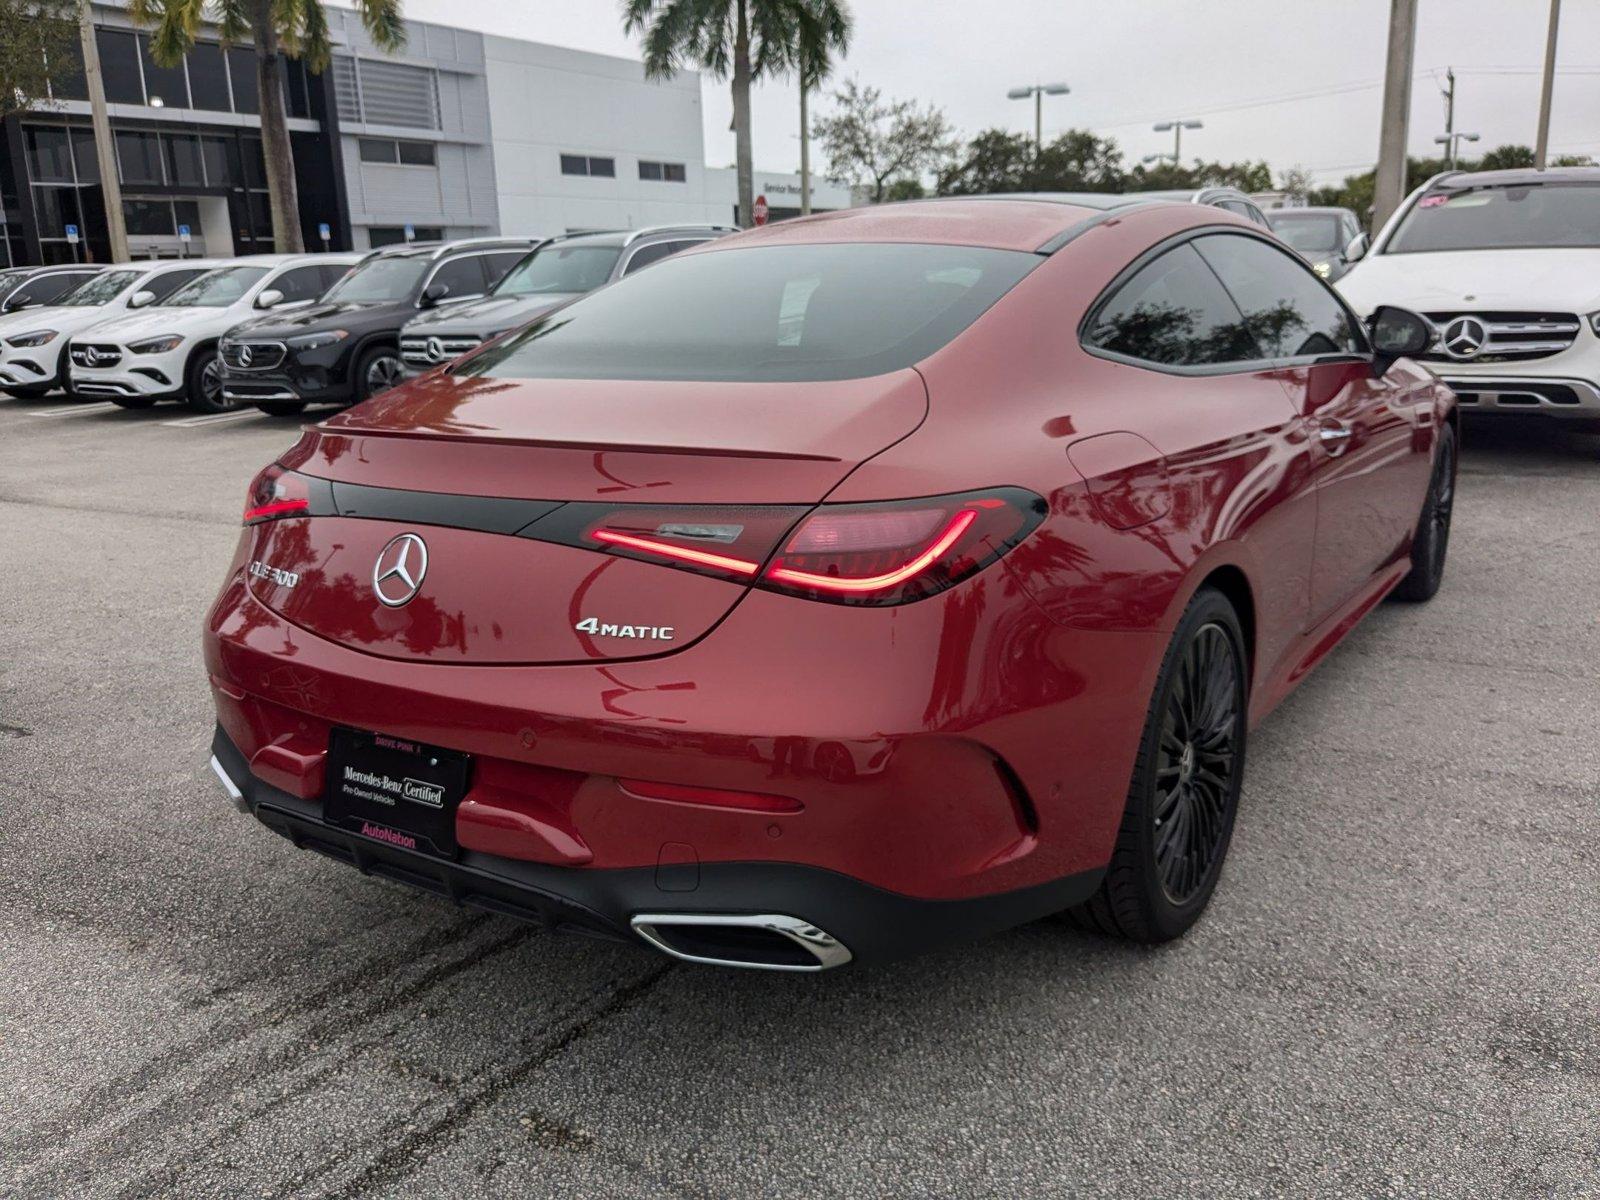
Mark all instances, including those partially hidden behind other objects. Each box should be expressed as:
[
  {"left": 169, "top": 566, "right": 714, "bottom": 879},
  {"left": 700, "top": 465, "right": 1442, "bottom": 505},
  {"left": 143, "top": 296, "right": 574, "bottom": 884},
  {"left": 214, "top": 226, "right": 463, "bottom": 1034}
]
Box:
[
  {"left": 1067, "top": 587, "right": 1248, "bottom": 942},
  {"left": 1392, "top": 423, "right": 1456, "bottom": 602}
]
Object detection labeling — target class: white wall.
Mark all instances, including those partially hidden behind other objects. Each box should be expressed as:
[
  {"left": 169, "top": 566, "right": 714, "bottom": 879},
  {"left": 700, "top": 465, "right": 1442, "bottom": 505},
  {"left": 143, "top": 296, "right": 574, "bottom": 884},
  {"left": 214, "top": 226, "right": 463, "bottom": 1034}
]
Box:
[{"left": 484, "top": 36, "right": 724, "bottom": 236}]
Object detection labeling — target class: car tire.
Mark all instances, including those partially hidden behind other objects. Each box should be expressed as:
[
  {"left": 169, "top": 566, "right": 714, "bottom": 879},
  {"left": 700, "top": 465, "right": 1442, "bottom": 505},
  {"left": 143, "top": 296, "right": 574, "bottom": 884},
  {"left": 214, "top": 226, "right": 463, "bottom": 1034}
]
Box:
[
  {"left": 184, "top": 346, "right": 233, "bottom": 413},
  {"left": 256, "top": 401, "right": 307, "bottom": 417},
  {"left": 354, "top": 344, "right": 405, "bottom": 403},
  {"left": 110, "top": 397, "right": 157, "bottom": 410},
  {"left": 1391, "top": 423, "right": 1456, "bottom": 603},
  {"left": 1065, "top": 586, "right": 1249, "bottom": 943}
]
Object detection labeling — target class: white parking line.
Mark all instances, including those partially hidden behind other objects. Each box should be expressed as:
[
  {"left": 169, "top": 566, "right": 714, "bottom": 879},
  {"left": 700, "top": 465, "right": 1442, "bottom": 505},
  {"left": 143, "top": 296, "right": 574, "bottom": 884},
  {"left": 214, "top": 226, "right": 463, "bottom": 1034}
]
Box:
[
  {"left": 24, "top": 401, "right": 119, "bottom": 418},
  {"left": 160, "top": 410, "right": 264, "bottom": 429}
]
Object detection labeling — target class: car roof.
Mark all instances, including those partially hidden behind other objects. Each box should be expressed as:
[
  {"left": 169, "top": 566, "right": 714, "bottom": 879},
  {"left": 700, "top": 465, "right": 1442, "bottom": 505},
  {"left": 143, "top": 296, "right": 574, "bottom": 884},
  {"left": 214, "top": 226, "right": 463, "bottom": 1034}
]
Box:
[
  {"left": 360, "top": 237, "right": 537, "bottom": 263},
  {"left": 547, "top": 224, "right": 738, "bottom": 250},
  {"left": 719, "top": 198, "right": 1110, "bottom": 254},
  {"left": 1427, "top": 166, "right": 1600, "bottom": 189}
]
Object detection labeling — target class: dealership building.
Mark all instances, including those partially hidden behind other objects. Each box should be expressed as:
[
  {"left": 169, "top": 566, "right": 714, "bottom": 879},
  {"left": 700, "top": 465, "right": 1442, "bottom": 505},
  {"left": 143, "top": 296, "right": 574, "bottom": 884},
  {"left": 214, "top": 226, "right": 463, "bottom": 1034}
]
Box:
[{"left": 0, "top": 4, "right": 852, "bottom": 266}]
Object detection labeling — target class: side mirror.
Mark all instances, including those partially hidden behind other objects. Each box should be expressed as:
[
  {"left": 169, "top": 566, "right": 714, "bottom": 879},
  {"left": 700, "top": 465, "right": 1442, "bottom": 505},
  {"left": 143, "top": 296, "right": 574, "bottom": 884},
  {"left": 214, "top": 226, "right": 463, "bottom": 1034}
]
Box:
[
  {"left": 128, "top": 289, "right": 156, "bottom": 309},
  {"left": 421, "top": 282, "right": 450, "bottom": 307},
  {"left": 1367, "top": 305, "right": 1433, "bottom": 375},
  {"left": 1343, "top": 232, "right": 1370, "bottom": 263},
  {"left": 255, "top": 288, "right": 285, "bottom": 310}
]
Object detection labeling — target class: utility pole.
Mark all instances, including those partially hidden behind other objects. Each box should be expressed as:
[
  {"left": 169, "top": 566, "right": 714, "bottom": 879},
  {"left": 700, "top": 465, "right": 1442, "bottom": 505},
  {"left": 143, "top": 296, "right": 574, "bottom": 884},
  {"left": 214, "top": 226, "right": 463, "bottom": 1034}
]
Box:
[
  {"left": 1535, "top": 0, "right": 1561, "bottom": 168},
  {"left": 77, "top": 1, "right": 128, "bottom": 263},
  {"left": 1442, "top": 67, "right": 1455, "bottom": 166},
  {"left": 799, "top": 80, "right": 811, "bottom": 215},
  {"left": 1372, "top": 0, "right": 1419, "bottom": 232}
]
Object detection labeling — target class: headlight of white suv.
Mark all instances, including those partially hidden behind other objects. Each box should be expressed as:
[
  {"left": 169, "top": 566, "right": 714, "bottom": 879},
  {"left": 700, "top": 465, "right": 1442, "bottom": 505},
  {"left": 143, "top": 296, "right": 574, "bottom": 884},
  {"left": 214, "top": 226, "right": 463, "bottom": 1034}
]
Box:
[
  {"left": 6, "top": 330, "right": 57, "bottom": 348},
  {"left": 129, "top": 335, "right": 184, "bottom": 354},
  {"left": 1587, "top": 311, "right": 1600, "bottom": 336}
]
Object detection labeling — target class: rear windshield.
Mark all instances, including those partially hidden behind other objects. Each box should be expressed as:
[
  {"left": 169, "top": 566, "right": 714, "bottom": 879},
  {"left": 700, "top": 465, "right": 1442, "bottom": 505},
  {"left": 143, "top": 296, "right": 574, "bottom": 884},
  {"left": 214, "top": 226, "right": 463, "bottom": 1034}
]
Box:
[
  {"left": 168, "top": 266, "right": 269, "bottom": 307},
  {"left": 459, "top": 242, "right": 1040, "bottom": 383},
  {"left": 1386, "top": 182, "right": 1600, "bottom": 253},
  {"left": 495, "top": 245, "right": 622, "bottom": 297},
  {"left": 1269, "top": 214, "right": 1344, "bottom": 254}
]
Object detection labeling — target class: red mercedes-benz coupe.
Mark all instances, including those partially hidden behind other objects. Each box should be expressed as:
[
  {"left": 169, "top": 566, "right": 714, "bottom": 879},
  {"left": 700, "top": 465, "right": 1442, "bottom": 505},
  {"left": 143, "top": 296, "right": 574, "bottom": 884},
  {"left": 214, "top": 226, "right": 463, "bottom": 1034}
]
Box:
[{"left": 204, "top": 197, "right": 1454, "bottom": 970}]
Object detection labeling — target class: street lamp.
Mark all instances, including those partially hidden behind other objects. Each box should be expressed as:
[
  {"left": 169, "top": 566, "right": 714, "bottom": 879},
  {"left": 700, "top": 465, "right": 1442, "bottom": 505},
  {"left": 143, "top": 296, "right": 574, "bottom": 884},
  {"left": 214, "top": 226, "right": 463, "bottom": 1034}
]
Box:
[
  {"left": 1153, "top": 118, "right": 1204, "bottom": 164},
  {"left": 1434, "top": 130, "right": 1479, "bottom": 169},
  {"left": 1007, "top": 82, "right": 1070, "bottom": 155}
]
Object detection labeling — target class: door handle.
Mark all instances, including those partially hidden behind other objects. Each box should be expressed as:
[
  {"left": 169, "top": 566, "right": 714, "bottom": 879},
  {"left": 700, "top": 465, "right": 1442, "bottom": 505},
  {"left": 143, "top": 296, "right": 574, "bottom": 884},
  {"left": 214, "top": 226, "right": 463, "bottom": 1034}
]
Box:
[{"left": 1317, "top": 422, "right": 1354, "bottom": 455}]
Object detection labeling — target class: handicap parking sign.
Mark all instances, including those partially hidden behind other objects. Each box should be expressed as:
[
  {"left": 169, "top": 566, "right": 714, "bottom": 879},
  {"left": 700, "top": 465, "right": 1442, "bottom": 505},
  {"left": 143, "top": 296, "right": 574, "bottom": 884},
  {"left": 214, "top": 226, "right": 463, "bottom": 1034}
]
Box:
[
  {"left": 177, "top": 224, "right": 191, "bottom": 241},
  {"left": 64, "top": 224, "right": 79, "bottom": 244}
]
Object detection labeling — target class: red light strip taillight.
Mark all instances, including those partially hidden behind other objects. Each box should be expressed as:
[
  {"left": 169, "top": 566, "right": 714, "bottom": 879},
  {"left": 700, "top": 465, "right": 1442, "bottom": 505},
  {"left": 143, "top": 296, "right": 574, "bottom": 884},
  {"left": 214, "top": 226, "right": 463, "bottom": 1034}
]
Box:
[
  {"left": 243, "top": 497, "right": 310, "bottom": 522},
  {"left": 620, "top": 778, "right": 803, "bottom": 814},
  {"left": 591, "top": 528, "right": 760, "bottom": 576},
  {"left": 764, "top": 508, "right": 979, "bottom": 594}
]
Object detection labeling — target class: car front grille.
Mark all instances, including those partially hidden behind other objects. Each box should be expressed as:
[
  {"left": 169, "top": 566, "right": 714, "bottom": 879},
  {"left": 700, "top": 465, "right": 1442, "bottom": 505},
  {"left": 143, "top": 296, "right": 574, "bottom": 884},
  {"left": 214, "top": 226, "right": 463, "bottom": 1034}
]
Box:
[
  {"left": 220, "top": 340, "right": 287, "bottom": 371},
  {"left": 1421, "top": 311, "right": 1582, "bottom": 363},
  {"left": 69, "top": 343, "right": 123, "bottom": 368},
  {"left": 401, "top": 334, "right": 482, "bottom": 367}
]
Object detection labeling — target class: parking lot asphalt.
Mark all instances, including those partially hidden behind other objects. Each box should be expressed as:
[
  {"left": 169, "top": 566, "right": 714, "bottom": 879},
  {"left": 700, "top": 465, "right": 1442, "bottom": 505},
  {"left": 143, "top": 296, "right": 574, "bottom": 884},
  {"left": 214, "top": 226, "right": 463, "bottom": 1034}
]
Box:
[{"left": 1, "top": 394, "right": 1596, "bottom": 1199}]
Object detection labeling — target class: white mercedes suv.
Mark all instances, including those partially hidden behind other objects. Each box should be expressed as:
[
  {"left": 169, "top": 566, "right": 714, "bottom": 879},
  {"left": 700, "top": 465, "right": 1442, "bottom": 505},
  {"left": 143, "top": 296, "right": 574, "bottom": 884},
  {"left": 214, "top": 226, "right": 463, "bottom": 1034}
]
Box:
[
  {"left": 69, "top": 253, "right": 359, "bottom": 412},
  {"left": 1339, "top": 167, "right": 1600, "bottom": 427}
]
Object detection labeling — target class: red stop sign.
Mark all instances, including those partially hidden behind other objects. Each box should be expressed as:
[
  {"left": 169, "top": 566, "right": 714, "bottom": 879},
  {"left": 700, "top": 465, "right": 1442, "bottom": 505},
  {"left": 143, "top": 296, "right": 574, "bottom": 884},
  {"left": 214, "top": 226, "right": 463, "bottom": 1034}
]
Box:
[{"left": 753, "top": 194, "right": 769, "bottom": 226}]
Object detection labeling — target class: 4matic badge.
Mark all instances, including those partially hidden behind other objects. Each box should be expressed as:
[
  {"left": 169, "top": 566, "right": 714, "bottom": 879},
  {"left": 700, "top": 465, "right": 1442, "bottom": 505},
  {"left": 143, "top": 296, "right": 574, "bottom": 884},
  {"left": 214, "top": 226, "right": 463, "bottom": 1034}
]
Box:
[{"left": 574, "top": 617, "right": 675, "bottom": 641}]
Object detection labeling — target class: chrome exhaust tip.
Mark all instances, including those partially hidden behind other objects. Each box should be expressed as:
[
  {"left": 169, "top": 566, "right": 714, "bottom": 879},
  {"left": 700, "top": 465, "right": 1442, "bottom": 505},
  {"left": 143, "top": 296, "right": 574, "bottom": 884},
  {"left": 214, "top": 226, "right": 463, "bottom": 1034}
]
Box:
[
  {"left": 209, "top": 754, "right": 250, "bottom": 814},
  {"left": 630, "top": 913, "right": 852, "bottom": 972}
]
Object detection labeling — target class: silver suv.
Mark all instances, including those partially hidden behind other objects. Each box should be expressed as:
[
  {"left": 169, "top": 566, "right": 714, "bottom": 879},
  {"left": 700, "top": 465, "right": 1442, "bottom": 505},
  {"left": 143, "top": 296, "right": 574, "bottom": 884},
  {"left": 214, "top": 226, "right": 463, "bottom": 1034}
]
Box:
[{"left": 399, "top": 224, "right": 735, "bottom": 374}]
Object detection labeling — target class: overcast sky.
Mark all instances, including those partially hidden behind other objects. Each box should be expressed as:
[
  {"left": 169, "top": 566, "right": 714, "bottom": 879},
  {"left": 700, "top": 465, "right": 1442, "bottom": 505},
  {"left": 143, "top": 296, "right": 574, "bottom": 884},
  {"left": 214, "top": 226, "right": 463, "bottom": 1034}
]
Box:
[{"left": 392, "top": 0, "right": 1600, "bottom": 186}]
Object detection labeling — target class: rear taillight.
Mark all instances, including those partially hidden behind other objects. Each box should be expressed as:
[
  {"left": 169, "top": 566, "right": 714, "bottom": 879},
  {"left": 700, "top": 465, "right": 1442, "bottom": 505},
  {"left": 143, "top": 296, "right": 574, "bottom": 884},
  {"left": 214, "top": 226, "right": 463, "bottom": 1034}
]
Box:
[
  {"left": 761, "top": 490, "right": 1043, "bottom": 605},
  {"left": 243, "top": 464, "right": 328, "bottom": 525},
  {"left": 556, "top": 488, "right": 1043, "bottom": 606}
]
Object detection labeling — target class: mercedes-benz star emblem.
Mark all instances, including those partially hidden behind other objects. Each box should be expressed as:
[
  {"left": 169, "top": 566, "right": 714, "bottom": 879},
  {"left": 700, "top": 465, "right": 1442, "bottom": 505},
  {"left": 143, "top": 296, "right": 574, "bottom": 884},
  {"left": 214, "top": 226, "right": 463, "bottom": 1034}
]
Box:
[
  {"left": 426, "top": 336, "right": 445, "bottom": 363},
  {"left": 1441, "top": 315, "right": 1488, "bottom": 360},
  {"left": 373, "top": 533, "right": 428, "bottom": 607},
  {"left": 84, "top": 346, "right": 99, "bottom": 366},
  {"left": 238, "top": 344, "right": 254, "bottom": 367}
]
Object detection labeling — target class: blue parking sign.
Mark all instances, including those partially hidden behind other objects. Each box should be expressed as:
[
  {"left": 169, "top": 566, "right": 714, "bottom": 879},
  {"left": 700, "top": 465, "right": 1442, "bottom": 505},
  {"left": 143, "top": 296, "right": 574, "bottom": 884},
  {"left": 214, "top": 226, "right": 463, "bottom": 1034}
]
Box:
[
  {"left": 403, "top": 223, "right": 415, "bottom": 242},
  {"left": 177, "top": 224, "right": 191, "bottom": 241},
  {"left": 64, "top": 224, "right": 79, "bottom": 243},
  {"left": 318, "top": 222, "right": 331, "bottom": 241}
]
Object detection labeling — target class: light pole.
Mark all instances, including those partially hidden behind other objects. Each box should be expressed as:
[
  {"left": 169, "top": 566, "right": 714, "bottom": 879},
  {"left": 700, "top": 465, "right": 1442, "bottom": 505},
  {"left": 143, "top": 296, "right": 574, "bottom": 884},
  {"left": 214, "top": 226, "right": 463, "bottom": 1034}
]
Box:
[
  {"left": 1153, "top": 119, "right": 1203, "bottom": 165},
  {"left": 1435, "top": 131, "right": 1479, "bottom": 170},
  {"left": 1535, "top": 0, "right": 1562, "bottom": 168},
  {"left": 1007, "top": 83, "right": 1070, "bottom": 156}
]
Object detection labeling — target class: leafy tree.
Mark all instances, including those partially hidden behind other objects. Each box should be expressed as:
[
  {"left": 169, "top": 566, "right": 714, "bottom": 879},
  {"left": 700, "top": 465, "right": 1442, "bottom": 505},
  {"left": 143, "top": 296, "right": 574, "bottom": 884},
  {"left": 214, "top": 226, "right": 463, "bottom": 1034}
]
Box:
[
  {"left": 938, "top": 128, "right": 1123, "bottom": 195},
  {"left": 131, "top": 0, "right": 406, "bottom": 253},
  {"left": 812, "top": 78, "right": 954, "bottom": 203},
  {"left": 624, "top": 0, "right": 851, "bottom": 227},
  {"left": 1278, "top": 165, "right": 1314, "bottom": 202},
  {"left": 1188, "top": 159, "right": 1273, "bottom": 191},
  {"left": 882, "top": 176, "right": 926, "bottom": 201},
  {"left": 0, "top": 0, "right": 77, "bottom": 118},
  {"left": 1478, "top": 144, "right": 1535, "bottom": 171}
]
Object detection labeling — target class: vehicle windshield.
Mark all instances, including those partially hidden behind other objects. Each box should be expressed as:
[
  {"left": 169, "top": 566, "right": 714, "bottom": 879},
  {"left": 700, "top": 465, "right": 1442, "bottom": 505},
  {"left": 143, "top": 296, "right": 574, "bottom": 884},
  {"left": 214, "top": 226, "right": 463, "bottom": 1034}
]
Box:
[
  {"left": 167, "top": 266, "right": 270, "bottom": 307},
  {"left": 323, "top": 257, "right": 429, "bottom": 304},
  {"left": 1269, "top": 214, "right": 1344, "bottom": 255},
  {"left": 59, "top": 269, "right": 142, "bottom": 306},
  {"left": 0, "top": 268, "right": 31, "bottom": 296},
  {"left": 493, "top": 245, "right": 622, "bottom": 297},
  {"left": 459, "top": 242, "right": 1040, "bottom": 383},
  {"left": 1386, "top": 182, "right": 1600, "bottom": 252}
]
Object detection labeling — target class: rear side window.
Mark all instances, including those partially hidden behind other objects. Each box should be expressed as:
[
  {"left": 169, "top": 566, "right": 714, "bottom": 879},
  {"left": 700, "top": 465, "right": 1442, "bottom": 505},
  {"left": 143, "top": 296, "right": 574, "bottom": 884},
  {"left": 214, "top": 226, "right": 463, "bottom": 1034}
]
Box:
[
  {"left": 1083, "top": 243, "right": 1260, "bottom": 368},
  {"left": 620, "top": 240, "right": 690, "bottom": 276},
  {"left": 460, "top": 243, "right": 1040, "bottom": 383},
  {"left": 1193, "top": 233, "right": 1363, "bottom": 359},
  {"left": 483, "top": 251, "right": 525, "bottom": 287}
]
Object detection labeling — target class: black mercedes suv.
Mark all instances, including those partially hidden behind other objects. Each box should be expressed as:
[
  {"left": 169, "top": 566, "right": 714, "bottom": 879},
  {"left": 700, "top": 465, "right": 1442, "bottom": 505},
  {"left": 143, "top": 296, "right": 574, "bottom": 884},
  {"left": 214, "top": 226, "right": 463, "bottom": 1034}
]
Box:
[{"left": 218, "top": 237, "right": 534, "bottom": 415}]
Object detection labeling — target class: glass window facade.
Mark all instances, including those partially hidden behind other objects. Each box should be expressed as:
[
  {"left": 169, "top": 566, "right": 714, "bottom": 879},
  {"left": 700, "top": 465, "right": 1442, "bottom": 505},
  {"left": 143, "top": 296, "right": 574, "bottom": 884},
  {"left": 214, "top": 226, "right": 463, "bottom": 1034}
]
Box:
[
  {"left": 97, "top": 29, "right": 145, "bottom": 105},
  {"left": 139, "top": 33, "right": 190, "bottom": 109}
]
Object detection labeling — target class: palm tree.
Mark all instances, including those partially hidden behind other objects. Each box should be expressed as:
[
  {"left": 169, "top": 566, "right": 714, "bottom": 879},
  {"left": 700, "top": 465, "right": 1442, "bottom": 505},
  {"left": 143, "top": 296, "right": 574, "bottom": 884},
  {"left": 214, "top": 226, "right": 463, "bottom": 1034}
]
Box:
[
  {"left": 130, "top": 0, "right": 405, "bottom": 253},
  {"left": 623, "top": 0, "right": 850, "bottom": 228}
]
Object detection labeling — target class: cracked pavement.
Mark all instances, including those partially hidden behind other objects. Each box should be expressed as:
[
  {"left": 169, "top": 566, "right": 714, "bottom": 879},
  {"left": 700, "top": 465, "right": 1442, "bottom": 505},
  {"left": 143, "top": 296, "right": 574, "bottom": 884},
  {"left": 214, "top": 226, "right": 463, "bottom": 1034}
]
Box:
[{"left": 2, "top": 397, "right": 1597, "bottom": 1198}]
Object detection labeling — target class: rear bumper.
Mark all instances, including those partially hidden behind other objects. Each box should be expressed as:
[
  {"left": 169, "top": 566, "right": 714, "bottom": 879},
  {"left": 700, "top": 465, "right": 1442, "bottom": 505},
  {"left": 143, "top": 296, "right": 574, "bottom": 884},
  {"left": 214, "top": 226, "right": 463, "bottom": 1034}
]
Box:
[{"left": 211, "top": 724, "right": 1103, "bottom": 967}]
